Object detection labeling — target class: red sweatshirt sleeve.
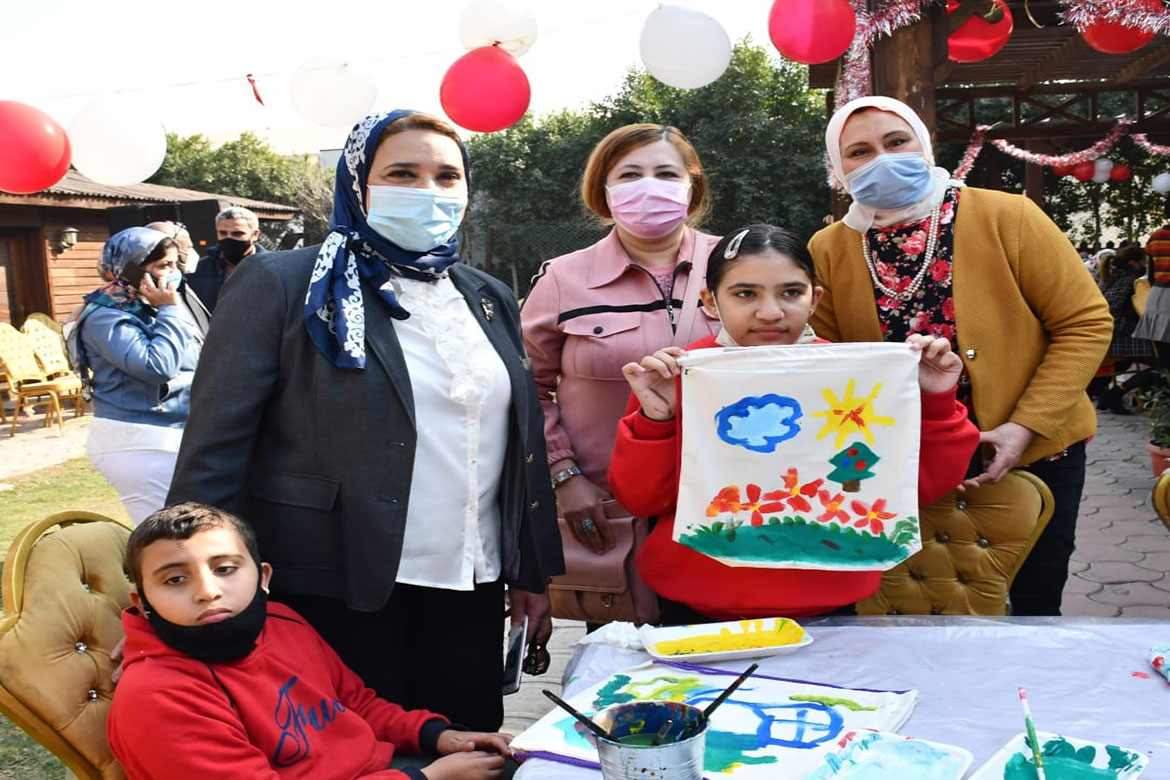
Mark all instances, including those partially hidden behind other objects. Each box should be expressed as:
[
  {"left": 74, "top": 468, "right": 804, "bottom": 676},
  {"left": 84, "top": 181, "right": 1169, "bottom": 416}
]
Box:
[
  {"left": 608, "top": 402, "right": 680, "bottom": 518},
  {"left": 316, "top": 628, "right": 448, "bottom": 754},
  {"left": 917, "top": 387, "right": 980, "bottom": 505}
]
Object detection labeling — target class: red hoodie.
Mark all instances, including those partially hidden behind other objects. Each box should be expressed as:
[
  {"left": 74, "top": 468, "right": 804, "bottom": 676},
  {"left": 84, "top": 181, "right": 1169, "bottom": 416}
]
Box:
[
  {"left": 607, "top": 334, "right": 980, "bottom": 620},
  {"left": 108, "top": 602, "right": 448, "bottom": 780}
]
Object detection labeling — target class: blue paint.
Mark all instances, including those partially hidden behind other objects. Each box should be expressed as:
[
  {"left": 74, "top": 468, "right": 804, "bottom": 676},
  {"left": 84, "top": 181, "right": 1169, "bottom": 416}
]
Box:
[
  {"left": 715, "top": 394, "right": 803, "bottom": 453},
  {"left": 807, "top": 732, "right": 970, "bottom": 779}
]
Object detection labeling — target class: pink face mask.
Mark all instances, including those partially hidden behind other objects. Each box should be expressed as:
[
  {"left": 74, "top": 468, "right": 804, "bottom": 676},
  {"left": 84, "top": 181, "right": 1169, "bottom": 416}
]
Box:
[{"left": 605, "top": 177, "right": 692, "bottom": 239}]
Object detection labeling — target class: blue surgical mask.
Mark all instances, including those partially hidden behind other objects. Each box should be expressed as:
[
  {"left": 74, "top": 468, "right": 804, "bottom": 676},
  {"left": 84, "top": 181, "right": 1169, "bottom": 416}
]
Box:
[
  {"left": 160, "top": 270, "right": 183, "bottom": 289},
  {"left": 366, "top": 185, "right": 466, "bottom": 252},
  {"left": 846, "top": 152, "right": 934, "bottom": 210}
]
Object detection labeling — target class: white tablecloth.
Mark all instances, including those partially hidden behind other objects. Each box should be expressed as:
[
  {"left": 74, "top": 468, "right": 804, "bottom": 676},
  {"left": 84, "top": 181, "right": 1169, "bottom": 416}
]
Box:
[{"left": 514, "top": 616, "right": 1170, "bottom": 779}]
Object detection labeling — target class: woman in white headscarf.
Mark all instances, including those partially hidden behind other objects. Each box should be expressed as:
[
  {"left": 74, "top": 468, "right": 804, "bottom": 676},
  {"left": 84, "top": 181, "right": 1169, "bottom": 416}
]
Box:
[{"left": 808, "top": 96, "right": 1112, "bottom": 616}]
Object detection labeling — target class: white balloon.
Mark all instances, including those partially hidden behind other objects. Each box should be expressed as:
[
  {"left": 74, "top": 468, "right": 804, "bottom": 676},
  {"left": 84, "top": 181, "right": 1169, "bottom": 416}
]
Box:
[
  {"left": 289, "top": 59, "right": 377, "bottom": 128},
  {"left": 1153, "top": 172, "right": 1170, "bottom": 194},
  {"left": 68, "top": 96, "right": 167, "bottom": 186},
  {"left": 1094, "top": 158, "right": 1114, "bottom": 175},
  {"left": 1092, "top": 169, "right": 1110, "bottom": 183},
  {"left": 458, "top": 0, "right": 538, "bottom": 57},
  {"left": 640, "top": 5, "right": 732, "bottom": 89}
]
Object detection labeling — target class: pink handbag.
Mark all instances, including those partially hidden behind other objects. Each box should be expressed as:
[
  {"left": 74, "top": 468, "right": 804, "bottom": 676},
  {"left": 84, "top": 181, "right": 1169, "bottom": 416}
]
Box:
[{"left": 547, "top": 501, "right": 660, "bottom": 626}]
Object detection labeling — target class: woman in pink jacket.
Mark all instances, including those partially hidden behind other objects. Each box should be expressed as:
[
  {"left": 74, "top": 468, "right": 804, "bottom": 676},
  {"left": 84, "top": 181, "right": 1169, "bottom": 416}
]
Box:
[{"left": 521, "top": 124, "right": 721, "bottom": 556}]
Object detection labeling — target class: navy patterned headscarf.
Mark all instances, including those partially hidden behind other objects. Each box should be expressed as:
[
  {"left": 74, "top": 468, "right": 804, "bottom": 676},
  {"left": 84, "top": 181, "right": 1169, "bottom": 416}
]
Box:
[{"left": 304, "top": 110, "right": 472, "bottom": 369}]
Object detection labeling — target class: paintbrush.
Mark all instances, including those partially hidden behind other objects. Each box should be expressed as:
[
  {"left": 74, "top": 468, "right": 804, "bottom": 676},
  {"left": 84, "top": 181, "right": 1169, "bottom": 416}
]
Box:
[
  {"left": 651, "top": 718, "right": 673, "bottom": 746},
  {"left": 1018, "top": 687, "right": 1048, "bottom": 780},
  {"left": 542, "top": 689, "right": 613, "bottom": 742},
  {"left": 679, "top": 662, "right": 760, "bottom": 740}
]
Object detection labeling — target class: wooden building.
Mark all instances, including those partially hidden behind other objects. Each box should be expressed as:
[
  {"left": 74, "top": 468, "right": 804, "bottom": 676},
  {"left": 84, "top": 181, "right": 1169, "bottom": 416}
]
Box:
[{"left": 0, "top": 171, "right": 295, "bottom": 325}]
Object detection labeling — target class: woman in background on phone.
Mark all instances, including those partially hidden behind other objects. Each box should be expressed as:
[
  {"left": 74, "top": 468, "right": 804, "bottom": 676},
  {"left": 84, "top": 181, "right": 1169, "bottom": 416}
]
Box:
[{"left": 65, "top": 227, "right": 203, "bottom": 525}]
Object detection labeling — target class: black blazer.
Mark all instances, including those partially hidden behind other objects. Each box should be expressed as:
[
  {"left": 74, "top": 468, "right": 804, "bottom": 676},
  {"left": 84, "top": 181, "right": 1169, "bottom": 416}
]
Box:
[{"left": 168, "top": 244, "right": 563, "bottom": 611}]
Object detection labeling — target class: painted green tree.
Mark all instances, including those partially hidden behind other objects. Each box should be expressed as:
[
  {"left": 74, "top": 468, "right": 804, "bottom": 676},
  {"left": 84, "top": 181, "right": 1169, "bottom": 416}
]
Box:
[{"left": 827, "top": 442, "right": 879, "bottom": 493}]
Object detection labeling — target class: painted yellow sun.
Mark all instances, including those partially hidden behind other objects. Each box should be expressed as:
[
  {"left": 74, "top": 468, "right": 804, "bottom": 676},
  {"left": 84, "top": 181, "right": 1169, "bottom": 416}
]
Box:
[{"left": 811, "top": 379, "right": 896, "bottom": 449}]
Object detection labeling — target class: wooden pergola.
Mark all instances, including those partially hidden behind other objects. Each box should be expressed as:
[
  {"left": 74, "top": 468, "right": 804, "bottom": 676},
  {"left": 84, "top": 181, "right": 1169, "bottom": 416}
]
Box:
[{"left": 809, "top": 0, "right": 1170, "bottom": 201}]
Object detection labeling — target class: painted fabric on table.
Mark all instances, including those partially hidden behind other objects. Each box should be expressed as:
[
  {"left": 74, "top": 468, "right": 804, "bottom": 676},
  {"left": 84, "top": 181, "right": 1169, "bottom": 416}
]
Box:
[
  {"left": 675, "top": 342, "right": 922, "bottom": 571},
  {"left": 510, "top": 660, "right": 917, "bottom": 780}
]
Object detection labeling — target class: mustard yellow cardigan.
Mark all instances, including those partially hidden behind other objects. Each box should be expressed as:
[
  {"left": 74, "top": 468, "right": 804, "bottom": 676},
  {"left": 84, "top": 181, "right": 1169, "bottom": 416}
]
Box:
[{"left": 809, "top": 187, "right": 1112, "bottom": 466}]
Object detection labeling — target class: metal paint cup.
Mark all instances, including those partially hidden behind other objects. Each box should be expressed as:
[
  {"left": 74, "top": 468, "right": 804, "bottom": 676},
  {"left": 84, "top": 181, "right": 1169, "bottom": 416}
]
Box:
[{"left": 593, "top": 700, "right": 707, "bottom": 780}]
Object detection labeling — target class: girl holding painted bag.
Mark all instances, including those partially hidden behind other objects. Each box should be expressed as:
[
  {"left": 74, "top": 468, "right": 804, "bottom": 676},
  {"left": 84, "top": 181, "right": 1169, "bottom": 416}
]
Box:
[{"left": 608, "top": 225, "right": 979, "bottom": 624}]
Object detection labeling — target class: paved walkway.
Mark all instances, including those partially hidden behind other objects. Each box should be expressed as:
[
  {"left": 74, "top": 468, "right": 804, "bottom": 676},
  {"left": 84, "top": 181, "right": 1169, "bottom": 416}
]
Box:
[{"left": 1, "top": 405, "right": 1167, "bottom": 732}]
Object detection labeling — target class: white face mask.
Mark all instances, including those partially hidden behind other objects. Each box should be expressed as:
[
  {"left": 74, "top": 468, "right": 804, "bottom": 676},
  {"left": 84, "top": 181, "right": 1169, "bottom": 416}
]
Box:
[{"left": 366, "top": 185, "right": 467, "bottom": 252}]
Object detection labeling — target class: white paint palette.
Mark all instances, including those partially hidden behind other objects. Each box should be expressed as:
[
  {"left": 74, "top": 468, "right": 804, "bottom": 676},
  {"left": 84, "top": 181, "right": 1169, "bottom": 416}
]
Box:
[
  {"left": 807, "top": 730, "right": 973, "bottom": 779},
  {"left": 969, "top": 731, "right": 1149, "bottom": 780}
]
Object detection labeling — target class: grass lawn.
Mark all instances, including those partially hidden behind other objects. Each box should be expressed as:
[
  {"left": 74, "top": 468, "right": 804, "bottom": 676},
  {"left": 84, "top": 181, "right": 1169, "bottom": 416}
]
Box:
[{"left": 0, "top": 457, "right": 128, "bottom": 780}]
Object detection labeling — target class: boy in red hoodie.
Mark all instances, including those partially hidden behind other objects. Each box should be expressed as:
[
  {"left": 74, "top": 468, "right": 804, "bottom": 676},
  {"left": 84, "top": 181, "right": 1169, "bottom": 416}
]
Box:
[{"left": 108, "top": 502, "right": 512, "bottom": 780}]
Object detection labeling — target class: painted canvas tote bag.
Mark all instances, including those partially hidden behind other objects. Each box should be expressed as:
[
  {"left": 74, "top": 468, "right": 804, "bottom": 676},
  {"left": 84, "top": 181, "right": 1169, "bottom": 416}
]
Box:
[{"left": 675, "top": 342, "right": 922, "bottom": 571}]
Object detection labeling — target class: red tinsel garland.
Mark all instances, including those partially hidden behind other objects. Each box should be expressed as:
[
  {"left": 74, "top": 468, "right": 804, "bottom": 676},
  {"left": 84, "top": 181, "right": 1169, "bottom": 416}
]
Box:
[
  {"left": 1062, "top": 0, "right": 1170, "bottom": 36},
  {"left": 1133, "top": 133, "right": 1170, "bottom": 156}
]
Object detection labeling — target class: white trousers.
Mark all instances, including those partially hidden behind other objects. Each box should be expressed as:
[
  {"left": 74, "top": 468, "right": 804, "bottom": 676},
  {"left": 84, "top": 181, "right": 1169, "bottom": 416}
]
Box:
[{"left": 88, "top": 448, "right": 179, "bottom": 527}]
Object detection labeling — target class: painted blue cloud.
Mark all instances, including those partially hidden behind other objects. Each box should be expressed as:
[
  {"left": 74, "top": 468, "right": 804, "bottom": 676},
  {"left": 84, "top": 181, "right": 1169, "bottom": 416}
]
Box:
[{"left": 714, "top": 394, "right": 803, "bottom": 453}]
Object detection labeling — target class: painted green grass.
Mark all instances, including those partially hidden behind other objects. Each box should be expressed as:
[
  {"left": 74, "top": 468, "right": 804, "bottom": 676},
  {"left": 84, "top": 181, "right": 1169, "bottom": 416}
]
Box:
[
  {"left": 680, "top": 515, "right": 916, "bottom": 565},
  {"left": 0, "top": 457, "right": 128, "bottom": 779}
]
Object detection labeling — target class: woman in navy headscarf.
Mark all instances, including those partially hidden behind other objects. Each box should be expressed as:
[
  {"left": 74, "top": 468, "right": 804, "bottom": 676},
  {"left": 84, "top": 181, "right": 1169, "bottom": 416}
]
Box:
[
  {"left": 168, "top": 111, "right": 563, "bottom": 730},
  {"left": 66, "top": 226, "right": 202, "bottom": 525}
]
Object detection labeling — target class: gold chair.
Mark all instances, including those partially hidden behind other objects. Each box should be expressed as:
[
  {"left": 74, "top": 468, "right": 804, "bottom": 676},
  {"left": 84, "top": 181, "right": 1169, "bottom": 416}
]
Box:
[
  {"left": 0, "top": 323, "right": 83, "bottom": 435},
  {"left": 1133, "top": 277, "right": 1151, "bottom": 318},
  {"left": 0, "top": 512, "right": 132, "bottom": 780},
  {"left": 857, "top": 470, "right": 1054, "bottom": 615},
  {"left": 21, "top": 316, "right": 87, "bottom": 417},
  {"left": 1152, "top": 473, "right": 1170, "bottom": 534}
]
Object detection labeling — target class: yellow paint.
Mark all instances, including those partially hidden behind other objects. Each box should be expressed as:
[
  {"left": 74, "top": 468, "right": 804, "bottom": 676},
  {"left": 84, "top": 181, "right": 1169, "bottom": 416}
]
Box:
[
  {"left": 652, "top": 619, "right": 806, "bottom": 656},
  {"left": 811, "top": 379, "right": 897, "bottom": 449}
]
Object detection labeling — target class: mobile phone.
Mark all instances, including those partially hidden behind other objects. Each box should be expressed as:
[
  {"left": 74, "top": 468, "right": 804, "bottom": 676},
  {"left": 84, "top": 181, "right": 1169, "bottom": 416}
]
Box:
[
  {"left": 502, "top": 615, "right": 528, "bottom": 695},
  {"left": 118, "top": 262, "right": 146, "bottom": 289}
]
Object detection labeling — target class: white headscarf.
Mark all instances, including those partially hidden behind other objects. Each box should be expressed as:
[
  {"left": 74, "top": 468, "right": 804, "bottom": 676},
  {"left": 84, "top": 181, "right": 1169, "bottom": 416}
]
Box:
[{"left": 826, "top": 96, "right": 962, "bottom": 233}]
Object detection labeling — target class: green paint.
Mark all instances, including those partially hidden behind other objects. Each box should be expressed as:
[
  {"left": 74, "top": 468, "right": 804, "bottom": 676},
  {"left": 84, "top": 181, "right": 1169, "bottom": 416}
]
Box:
[
  {"left": 1001, "top": 737, "right": 1142, "bottom": 780},
  {"left": 593, "top": 675, "right": 635, "bottom": 709},
  {"left": 681, "top": 516, "right": 910, "bottom": 565},
  {"left": 704, "top": 729, "right": 778, "bottom": 773},
  {"left": 626, "top": 676, "right": 702, "bottom": 703},
  {"left": 789, "top": 694, "right": 877, "bottom": 711},
  {"left": 616, "top": 733, "right": 662, "bottom": 747}
]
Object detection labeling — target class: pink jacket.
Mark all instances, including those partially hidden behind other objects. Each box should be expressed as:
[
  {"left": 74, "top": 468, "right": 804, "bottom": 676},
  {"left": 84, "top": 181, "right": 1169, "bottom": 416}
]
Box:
[{"left": 521, "top": 227, "right": 721, "bottom": 487}]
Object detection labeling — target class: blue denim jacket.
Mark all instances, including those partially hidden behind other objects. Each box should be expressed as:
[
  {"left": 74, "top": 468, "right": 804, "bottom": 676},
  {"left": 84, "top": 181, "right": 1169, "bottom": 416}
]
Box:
[{"left": 79, "top": 304, "right": 202, "bottom": 426}]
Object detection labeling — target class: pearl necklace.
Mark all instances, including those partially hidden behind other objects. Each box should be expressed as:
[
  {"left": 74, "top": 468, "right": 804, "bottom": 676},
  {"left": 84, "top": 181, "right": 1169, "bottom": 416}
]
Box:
[{"left": 861, "top": 205, "right": 942, "bottom": 302}]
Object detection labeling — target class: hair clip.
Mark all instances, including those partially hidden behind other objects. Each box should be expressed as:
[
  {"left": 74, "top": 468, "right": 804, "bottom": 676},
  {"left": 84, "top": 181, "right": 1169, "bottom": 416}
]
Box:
[{"left": 724, "top": 229, "right": 750, "bottom": 259}]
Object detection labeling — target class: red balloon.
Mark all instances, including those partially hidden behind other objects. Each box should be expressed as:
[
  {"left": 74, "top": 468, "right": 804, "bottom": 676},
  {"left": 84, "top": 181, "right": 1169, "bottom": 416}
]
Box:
[
  {"left": 947, "top": 0, "right": 1013, "bottom": 63},
  {"left": 0, "top": 101, "right": 71, "bottom": 194},
  {"left": 440, "top": 46, "right": 530, "bottom": 133},
  {"left": 1081, "top": 0, "right": 1158, "bottom": 54},
  {"left": 1110, "top": 164, "right": 1132, "bottom": 182},
  {"left": 768, "top": 0, "right": 856, "bottom": 65},
  {"left": 1052, "top": 163, "right": 1074, "bottom": 177},
  {"left": 1073, "top": 162, "right": 1096, "bottom": 181}
]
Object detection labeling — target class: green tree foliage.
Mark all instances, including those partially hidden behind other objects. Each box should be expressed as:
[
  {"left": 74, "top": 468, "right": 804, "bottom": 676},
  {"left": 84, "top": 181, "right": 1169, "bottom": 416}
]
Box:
[
  {"left": 150, "top": 132, "right": 335, "bottom": 246},
  {"left": 465, "top": 41, "right": 830, "bottom": 292}
]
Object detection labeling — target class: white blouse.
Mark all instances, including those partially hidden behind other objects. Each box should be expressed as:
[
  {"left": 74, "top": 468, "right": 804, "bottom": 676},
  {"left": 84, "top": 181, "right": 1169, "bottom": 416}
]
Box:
[{"left": 390, "top": 274, "right": 512, "bottom": 590}]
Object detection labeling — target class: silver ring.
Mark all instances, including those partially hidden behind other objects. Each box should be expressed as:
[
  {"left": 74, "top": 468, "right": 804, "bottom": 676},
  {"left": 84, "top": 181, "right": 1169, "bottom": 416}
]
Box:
[{"left": 580, "top": 517, "right": 596, "bottom": 533}]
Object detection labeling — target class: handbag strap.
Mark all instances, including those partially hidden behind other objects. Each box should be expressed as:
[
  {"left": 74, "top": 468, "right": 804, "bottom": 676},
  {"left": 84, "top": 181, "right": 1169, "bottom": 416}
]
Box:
[{"left": 672, "top": 229, "right": 706, "bottom": 345}]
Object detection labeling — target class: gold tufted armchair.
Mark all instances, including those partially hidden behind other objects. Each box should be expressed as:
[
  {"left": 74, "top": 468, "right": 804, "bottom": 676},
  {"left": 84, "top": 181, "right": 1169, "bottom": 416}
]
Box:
[
  {"left": 857, "top": 470, "right": 1054, "bottom": 615},
  {"left": 0, "top": 512, "right": 132, "bottom": 779}
]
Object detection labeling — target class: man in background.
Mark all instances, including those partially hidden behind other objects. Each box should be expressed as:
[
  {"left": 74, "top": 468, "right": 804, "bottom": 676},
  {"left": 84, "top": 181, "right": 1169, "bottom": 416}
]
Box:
[{"left": 186, "top": 207, "right": 267, "bottom": 312}]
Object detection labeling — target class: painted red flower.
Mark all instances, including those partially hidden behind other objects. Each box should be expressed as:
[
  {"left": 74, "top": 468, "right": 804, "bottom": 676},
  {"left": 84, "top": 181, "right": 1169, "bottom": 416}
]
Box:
[
  {"left": 940, "top": 200, "right": 955, "bottom": 225},
  {"left": 941, "top": 297, "right": 956, "bottom": 321},
  {"left": 817, "top": 490, "right": 849, "bottom": 524},
  {"left": 742, "top": 483, "right": 786, "bottom": 527},
  {"left": 705, "top": 486, "right": 741, "bottom": 517},
  {"left": 772, "top": 468, "right": 823, "bottom": 514},
  {"left": 850, "top": 498, "right": 897, "bottom": 534}
]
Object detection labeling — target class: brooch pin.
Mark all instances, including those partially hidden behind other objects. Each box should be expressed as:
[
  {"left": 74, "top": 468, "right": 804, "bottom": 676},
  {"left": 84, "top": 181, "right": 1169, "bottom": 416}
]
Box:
[{"left": 481, "top": 298, "right": 495, "bottom": 321}]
